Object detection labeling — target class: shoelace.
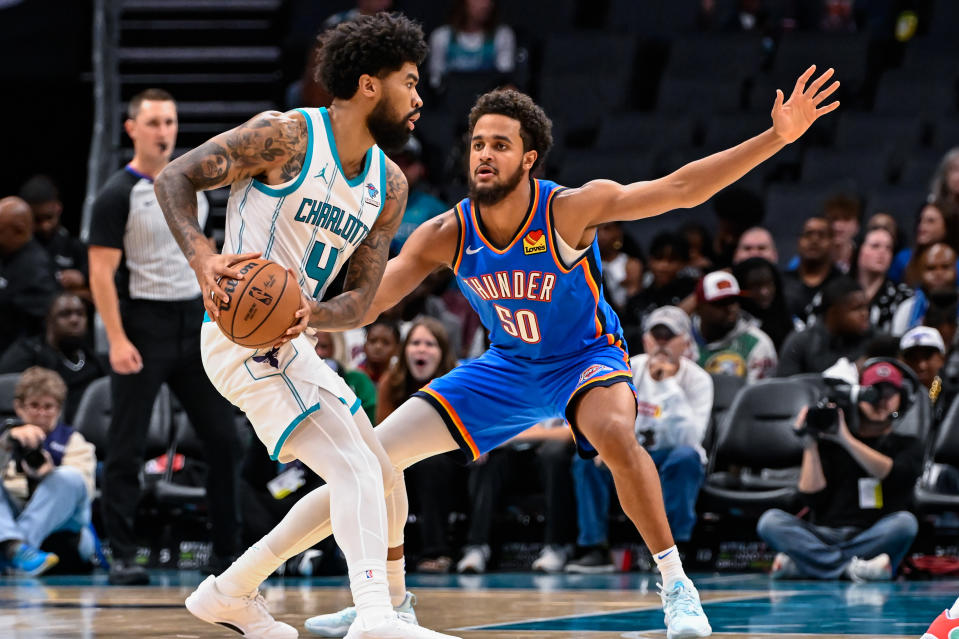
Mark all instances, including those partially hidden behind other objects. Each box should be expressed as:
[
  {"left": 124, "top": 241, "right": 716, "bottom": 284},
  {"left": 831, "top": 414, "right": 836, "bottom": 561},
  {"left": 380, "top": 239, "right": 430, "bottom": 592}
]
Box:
[
  {"left": 244, "top": 590, "right": 272, "bottom": 620},
  {"left": 658, "top": 582, "right": 703, "bottom": 617}
]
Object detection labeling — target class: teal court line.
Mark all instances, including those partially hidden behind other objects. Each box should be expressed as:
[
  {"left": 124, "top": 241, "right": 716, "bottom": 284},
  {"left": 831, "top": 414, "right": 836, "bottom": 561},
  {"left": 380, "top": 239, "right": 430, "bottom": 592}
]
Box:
[{"left": 453, "top": 593, "right": 766, "bottom": 632}]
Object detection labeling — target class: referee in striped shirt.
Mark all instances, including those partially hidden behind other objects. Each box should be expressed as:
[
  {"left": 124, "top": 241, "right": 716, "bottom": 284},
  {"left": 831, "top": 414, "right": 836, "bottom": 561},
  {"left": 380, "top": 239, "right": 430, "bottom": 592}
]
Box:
[{"left": 88, "top": 89, "right": 241, "bottom": 585}]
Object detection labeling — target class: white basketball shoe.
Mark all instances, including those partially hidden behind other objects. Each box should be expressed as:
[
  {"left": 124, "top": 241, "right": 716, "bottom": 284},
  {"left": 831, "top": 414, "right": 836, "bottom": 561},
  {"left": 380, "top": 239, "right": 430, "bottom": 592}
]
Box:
[{"left": 186, "top": 574, "right": 298, "bottom": 638}]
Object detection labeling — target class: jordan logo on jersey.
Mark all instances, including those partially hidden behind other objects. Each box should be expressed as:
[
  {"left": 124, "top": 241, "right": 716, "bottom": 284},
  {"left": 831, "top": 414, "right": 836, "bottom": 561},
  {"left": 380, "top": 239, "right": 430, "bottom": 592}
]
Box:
[{"left": 523, "top": 229, "right": 547, "bottom": 255}]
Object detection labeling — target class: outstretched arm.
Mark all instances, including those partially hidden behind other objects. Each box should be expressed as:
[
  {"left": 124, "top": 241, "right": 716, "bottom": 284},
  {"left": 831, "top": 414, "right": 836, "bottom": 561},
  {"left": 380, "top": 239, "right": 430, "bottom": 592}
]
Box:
[
  {"left": 305, "top": 160, "right": 409, "bottom": 331},
  {"left": 332, "top": 209, "right": 460, "bottom": 330},
  {"left": 154, "top": 109, "right": 307, "bottom": 318},
  {"left": 566, "top": 65, "right": 840, "bottom": 228}
]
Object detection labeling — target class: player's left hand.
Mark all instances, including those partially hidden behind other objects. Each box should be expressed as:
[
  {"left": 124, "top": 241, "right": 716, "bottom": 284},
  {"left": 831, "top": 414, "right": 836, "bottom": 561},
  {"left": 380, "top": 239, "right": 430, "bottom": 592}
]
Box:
[
  {"left": 771, "top": 65, "right": 840, "bottom": 144},
  {"left": 275, "top": 269, "right": 312, "bottom": 347}
]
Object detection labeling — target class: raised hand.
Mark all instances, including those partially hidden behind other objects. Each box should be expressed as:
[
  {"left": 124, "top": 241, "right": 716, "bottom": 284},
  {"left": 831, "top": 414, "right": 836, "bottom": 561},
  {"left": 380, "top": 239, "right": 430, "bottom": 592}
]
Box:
[{"left": 772, "top": 65, "right": 840, "bottom": 144}]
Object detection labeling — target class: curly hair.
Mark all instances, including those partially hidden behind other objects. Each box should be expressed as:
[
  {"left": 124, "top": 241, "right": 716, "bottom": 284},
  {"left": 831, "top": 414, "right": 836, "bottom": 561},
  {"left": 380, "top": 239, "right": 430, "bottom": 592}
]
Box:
[
  {"left": 468, "top": 89, "right": 553, "bottom": 171},
  {"left": 316, "top": 12, "right": 428, "bottom": 100}
]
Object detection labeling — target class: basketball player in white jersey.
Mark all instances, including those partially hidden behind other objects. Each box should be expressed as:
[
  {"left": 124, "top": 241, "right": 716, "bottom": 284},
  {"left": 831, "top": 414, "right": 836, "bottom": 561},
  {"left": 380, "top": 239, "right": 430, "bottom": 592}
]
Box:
[{"left": 155, "top": 13, "right": 457, "bottom": 639}]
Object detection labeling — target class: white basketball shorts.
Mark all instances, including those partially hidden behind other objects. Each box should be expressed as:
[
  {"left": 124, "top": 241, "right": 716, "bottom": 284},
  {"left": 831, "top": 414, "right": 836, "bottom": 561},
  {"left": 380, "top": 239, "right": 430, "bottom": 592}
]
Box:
[{"left": 200, "top": 319, "right": 360, "bottom": 462}]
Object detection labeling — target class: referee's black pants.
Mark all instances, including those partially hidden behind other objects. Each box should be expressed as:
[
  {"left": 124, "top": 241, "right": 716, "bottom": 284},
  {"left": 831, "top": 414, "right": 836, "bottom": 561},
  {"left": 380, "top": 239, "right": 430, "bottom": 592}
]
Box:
[{"left": 102, "top": 298, "right": 242, "bottom": 562}]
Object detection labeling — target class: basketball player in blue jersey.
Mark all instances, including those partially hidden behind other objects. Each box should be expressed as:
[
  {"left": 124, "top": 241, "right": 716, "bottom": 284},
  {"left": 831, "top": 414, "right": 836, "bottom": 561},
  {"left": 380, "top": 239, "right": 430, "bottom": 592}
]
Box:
[
  {"left": 302, "top": 66, "right": 840, "bottom": 639},
  {"left": 156, "top": 13, "right": 461, "bottom": 639}
]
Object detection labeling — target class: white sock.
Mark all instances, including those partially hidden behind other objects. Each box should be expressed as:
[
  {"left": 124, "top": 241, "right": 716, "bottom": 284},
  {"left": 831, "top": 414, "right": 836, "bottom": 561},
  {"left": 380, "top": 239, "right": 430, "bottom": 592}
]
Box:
[
  {"left": 653, "top": 545, "right": 688, "bottom": 587},
  {"left": 350, "top": 561, "right": 393, "bottom": 629},
  {"left": 949, "top": 595, "right": 959, "bottom": 617},
  {"left": 387, "top": 558, "right": 407, "bottom": 607},
  {"left": 216, "top": 541, "right": 285, "bottom": 598}
]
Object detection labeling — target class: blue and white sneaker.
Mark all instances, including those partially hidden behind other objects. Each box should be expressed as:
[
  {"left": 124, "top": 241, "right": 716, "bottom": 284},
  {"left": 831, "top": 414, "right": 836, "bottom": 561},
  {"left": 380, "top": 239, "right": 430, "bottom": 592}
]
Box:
[
  {"left": 8, "top": 543, "right": 58, "bottom": 577},
  {"left": 305, "top": 592, "right": 417, "bottom": 637},
  {"left": 659, "top": 579, "right": 712, "bottom": 639}
]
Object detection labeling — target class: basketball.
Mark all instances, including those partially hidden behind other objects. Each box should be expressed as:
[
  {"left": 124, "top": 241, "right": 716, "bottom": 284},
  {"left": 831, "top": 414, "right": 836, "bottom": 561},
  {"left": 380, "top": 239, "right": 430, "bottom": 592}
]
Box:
[{"left": 215, "top": 258, "right": 301, "bottom": 349}]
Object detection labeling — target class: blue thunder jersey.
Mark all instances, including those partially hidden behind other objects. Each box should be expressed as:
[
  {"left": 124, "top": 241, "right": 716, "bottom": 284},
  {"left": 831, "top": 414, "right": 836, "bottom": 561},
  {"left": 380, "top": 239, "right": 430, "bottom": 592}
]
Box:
[
  {"left": 451, "top": 178, "right": 627, "bottom": 360},
  {"left": 221, "top": 107, "right": 386, "bottom": 301}
]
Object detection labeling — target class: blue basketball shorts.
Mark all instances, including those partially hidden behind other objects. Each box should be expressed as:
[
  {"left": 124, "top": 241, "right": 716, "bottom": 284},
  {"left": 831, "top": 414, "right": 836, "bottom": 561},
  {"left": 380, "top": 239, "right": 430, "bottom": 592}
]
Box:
[{"left": 413, "top": 343, "right": 636, "bottom": 462}]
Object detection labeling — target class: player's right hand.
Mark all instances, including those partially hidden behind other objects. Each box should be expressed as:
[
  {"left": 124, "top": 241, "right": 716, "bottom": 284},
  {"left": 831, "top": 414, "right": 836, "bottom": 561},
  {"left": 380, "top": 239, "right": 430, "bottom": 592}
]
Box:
[
  {"left": 275, "top": 271, "right": 312, "bottom": 347},
  {"left": 110, "top": 337, "right": 144, "bottom": 375},
  {"left": 194, "top": 251, "right": 261, "bottom": 320}
]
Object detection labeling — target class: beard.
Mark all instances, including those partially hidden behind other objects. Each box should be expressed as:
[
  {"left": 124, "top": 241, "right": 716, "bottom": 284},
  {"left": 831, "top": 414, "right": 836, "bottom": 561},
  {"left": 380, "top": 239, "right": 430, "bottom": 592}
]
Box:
[
  {"left": 468, "top": 162, "right": 526, "bottom": 206},
  {"left": 367, "top": 98, "right": 414, "bottom": 152},
  {"left": 56, "top": 333, "right": 87, "bottom": 354}
]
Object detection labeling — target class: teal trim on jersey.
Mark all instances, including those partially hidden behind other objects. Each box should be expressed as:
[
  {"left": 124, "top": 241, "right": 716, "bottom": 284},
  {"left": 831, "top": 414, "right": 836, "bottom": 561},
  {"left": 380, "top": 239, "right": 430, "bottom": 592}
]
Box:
[
  {"left": 349, "top": 397, "right": 362, "bottom": 415},
  {"left": 271, "top": 402, "right": 321, "bottom": 460},
  {"left": 377, "top": 148, "right": 387, "bottom": 221},
  {"left": 319, "top": 107, "right": 372, "bottom": 187},
  {"left": 202, "top": 311, "right": 212, "bottom": 323},
  {"left": 251, "top": 108, "right": 314, "bottom": 196},
  {"left": 236, "top": 179, "right": 254, "bottom": 252}
]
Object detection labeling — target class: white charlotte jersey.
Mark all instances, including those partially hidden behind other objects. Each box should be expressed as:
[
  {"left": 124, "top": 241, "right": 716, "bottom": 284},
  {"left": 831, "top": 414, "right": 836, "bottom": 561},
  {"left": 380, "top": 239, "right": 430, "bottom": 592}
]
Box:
[{"left": 222, "top": 107, "right": 387, "bottom": 300}]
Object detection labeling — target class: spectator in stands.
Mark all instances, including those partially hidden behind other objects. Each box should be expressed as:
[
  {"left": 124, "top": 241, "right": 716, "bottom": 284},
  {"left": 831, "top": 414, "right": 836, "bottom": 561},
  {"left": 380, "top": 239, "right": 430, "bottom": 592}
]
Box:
[
  {"left": 314, "top": 331, "right": 377, "bottom": 423},
  {"left": 622, "top": 232, "right": 697, "bottom": 348},
  {"left": 733, "top": 226, "right": 779, "bottom": 265},
  {"left": 389, "top": 272, "right": 465, "bottom": 358},
  {"left": 378, "top": 318, "right": 462, "bottom": 572},
  {"left": 930, "top": 147, "right": 959, "bottom": 209},
  {"left": 692, "top": 271, "right": 777, "bottom": 382},
  {"left": 892, "top": 242, "right": 958, "bottom": 335},
  {"left": 889, "top": 200, "right": 959, "bottom": 285},
  {"left": 388, "top": 137, "right": 448, "bottom": 255},
  {"left": 18, "top": 175, "right": 88, "bottom": 300},
  {"left": 456, "top": 417, "right": 578, "bottom": 574},
  {"left": 357, "top": 319, "right": 400, "bottom": 385},
  {"left": 87, "top": 89, "right": 241, "bottom": 585},
  {"left": 680, "top": 222, "right": 715, "bottom": 273},
  {"left": 732, "top": 257, "right": 795, "bottom": 351},
  {"left": 757, "top": 361, "right": 922, "bottom": 581},
  {"left": 0, "top": 292, "right": 106, "bottom": 423},
  {"left": 865, "top": 212, "right": 900, "bottom": 250},
  {"left": 782, "top": 216, "right": 842, "bottom": 326},
  {"left": 824, "top": 193, "right": 861, "bottom": 273},
  {"left": 711, "top": 187, "right": 765, "bottom": 268},
  {"left": 567, "top": 306, "right": 711, "bottom": 574},
  {"left": 851, "top": 228, "right": 912, "bottom": 334},
  {"left": 899, "top": 326, "right": 955, "bottom": 423},
  {"left": 0, "top": 196, "right": 58, "bottom": 357},
  {"left": 776, "top": 277, "right": 873, "bottom": 377},
  {"left": 0, "top": 367, "right": 95, "bottom": 576},
  {"left": 598, "top": 221, "right": 643, "bottom": 314},
  {"left": 428, "top": 0, "right": 516, "bottom": 90}
]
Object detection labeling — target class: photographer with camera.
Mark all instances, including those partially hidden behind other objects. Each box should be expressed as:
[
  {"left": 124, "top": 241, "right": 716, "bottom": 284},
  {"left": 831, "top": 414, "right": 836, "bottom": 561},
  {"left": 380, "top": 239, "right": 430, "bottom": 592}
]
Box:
[
  {"left": 756, "top": 361, "right": 922, "bottom": 581},
  {"left": 0, "top": 367, "right": 95, "bottom": 576}
]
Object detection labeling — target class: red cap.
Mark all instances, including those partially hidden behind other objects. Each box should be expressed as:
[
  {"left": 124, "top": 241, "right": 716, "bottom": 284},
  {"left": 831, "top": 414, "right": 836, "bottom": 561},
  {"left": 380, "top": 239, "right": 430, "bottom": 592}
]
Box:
[{"left": 861, "top": 362, "right": 903, "bottom": 388}]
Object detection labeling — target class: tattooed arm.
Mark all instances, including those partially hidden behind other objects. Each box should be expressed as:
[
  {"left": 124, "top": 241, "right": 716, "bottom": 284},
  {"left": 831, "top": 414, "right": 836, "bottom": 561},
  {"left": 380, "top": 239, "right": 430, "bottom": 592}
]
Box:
[
  {"left": 305, "top": 159, "right": 409, "bottom": 331},
  {"left": 154, "top": 110, "right": 307, "bottom": 318}
]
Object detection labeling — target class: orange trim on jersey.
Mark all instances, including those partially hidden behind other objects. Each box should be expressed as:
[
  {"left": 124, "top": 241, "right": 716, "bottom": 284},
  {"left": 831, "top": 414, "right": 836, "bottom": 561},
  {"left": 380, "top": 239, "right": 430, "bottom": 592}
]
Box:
[
  {"left": 570, "top": 370, "right": 633, "bottom": 399},
  {"left": 452, "top": 203, "right": 467, "bottom": 274},
  {"left": 471, "top": 179, "right": 540, "bottom": 254},
  {"left": 580, "top": 261, "right": 603, "bottom": 339},
  {"left": 420, "top": 387, "right": 480, "bottom": 460}
]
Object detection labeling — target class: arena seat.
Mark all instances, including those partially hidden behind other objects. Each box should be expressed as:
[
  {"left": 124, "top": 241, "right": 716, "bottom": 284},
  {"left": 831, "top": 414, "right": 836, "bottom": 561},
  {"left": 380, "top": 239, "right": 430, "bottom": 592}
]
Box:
[
  {"left": 594, "top": 113, "right": 695, "bottom": 152},
  {"left": 914, "top": 397, "right": 959, "bottom": 512},
  {"left": 0, "top": 372, "right": 20, "bottom": 423},
  {"left": 699, "top": 377, "right": 819, "bottom": 518}
]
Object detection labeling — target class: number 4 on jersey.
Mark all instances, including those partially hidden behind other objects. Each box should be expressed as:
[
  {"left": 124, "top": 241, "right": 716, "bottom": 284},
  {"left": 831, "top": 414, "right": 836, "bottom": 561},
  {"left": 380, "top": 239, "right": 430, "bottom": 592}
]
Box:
[
  {"left": 306, "top": 240, "right": 340, "bottom": 297},
  {"left": 494, "top": 304, "right": 541, "bottom": 344}
]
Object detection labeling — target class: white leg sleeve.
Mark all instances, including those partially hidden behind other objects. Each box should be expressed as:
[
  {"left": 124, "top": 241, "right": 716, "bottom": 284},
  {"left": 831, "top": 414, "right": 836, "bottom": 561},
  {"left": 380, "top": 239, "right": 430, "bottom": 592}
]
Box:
[{"left": 262, "top": 396, "right": 457, "bottom": 559}]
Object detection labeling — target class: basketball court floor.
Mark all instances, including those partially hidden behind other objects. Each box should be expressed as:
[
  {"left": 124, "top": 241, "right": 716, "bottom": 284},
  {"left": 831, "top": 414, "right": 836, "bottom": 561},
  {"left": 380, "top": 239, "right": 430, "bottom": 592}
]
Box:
[{"left": 1, "top": 571, "right": 950, "bottom": 637}]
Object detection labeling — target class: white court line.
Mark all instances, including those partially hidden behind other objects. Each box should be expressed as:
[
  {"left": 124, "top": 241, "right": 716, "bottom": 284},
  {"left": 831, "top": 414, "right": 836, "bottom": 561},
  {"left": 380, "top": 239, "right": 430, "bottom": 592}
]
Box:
[{"left": 452, "top": 592, "right": 766, "bottom": 631}]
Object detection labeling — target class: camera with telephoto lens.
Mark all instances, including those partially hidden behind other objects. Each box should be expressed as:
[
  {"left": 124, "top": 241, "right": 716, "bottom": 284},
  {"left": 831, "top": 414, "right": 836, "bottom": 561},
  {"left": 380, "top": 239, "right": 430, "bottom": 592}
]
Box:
[
  {"left": 798, "top": 380, "right": 883, "bottom": 438},
  {"left": 3, "top": 418, "right": 46, "bottom": 471}
]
